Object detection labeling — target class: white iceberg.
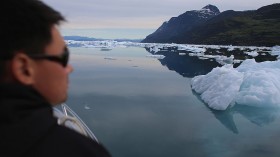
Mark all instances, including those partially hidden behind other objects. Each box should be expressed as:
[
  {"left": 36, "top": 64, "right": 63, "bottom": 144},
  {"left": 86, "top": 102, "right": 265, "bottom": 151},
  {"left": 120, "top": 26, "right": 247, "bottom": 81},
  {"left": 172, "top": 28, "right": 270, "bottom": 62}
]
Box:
[
  {"left": 149, "top": 46, "right": 160, "bottom": 53},
  {"left": 245, "top": 51, "right": 259, "bottom": 57},
  {"left": 191, "top": 59, "right": 280, "bottom": 110},
  {"left": 191, "top": 64, "right": 243, "bottom": 110},
  {"left": 271, "top": 46, "right": 280, "bottom": 59}
]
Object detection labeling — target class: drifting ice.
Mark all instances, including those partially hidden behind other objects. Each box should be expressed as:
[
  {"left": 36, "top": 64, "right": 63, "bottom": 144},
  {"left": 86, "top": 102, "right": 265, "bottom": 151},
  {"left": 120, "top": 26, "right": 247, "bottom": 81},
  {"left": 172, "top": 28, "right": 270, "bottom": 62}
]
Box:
[{"left": 191, "top": 59, "right": 280, "bottom": 110}]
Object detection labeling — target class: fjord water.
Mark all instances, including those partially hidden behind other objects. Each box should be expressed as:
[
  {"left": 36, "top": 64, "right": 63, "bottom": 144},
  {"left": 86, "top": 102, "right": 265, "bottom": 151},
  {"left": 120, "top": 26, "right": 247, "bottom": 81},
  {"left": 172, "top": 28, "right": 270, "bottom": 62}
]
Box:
[{"left": 66, "top": 46, "right": 280, "bottom": 157}]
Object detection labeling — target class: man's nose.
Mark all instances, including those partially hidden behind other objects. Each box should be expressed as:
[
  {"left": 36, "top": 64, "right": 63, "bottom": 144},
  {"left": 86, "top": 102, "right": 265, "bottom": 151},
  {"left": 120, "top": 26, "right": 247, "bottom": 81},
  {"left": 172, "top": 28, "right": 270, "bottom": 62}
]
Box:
[{"left": 66, "top": 64, "right": 74, "bottom": 73}]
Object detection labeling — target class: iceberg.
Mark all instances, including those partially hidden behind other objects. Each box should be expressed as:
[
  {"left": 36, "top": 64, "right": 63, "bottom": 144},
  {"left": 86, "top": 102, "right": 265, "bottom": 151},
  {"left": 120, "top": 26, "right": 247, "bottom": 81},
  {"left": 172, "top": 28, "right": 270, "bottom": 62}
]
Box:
[
  {"left": 191, "top": 64, "right": 243, "bottom": 110},
  {"left": 191, "top": 59, "right": 280, "bottom": 110}
]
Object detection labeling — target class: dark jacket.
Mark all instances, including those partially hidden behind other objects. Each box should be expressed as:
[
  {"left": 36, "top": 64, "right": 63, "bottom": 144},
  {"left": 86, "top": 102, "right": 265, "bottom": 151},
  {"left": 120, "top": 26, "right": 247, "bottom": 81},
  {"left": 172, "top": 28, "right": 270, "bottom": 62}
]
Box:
[{"left": 0, "top": 83, "right": 111, "bottom": 157}]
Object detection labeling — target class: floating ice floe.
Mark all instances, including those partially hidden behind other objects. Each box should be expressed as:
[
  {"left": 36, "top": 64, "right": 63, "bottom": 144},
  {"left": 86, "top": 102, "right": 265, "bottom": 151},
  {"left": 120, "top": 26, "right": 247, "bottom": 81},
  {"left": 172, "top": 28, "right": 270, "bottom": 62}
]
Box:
[
  {"left": 227, "top": 46, "right": 236, "bottom": 51},
  {"left": 146, "top": 55, "right": 165, "bottom": 59},
  {"left": 271, "top": 46, "right": 280, "bottom": 58},
  {"left": 65, "top": 40, "right": 277, "bottom": 64},
  {"left": 245, "top": 51, "right": 259, "bottom": 57},
  {"left": 233, "top": 60, "right": 243, "bottom": 64},
  {"left": 214, "top": 55, "right": 234, "bottom": 65},
  {"left": 84, "top": 105, "right": 90, "bottom": 110},
  {"left": 149, "top": 46, "right": 160, "bottom": 53},
  {"left": 191, "top": 59, "right": 280, "bottom": 110},
  {"left": 191, "top": 54, "right": 234, "bottom": 65},
  {"left": 104, "top": 57, "right": 117, "bottom": 60}
]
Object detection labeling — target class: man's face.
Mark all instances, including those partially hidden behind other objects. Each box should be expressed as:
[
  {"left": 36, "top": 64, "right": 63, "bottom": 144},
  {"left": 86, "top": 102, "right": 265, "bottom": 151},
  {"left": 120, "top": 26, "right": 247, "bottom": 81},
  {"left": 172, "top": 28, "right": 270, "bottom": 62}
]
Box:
[{"left": 32, "top": 26, "right": 73, "bottom": 105}]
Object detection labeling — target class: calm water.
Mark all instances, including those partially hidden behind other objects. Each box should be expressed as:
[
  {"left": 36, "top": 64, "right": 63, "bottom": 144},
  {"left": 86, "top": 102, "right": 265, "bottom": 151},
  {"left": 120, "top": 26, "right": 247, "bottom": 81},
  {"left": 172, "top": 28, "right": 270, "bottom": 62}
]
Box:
[{"left": 66, "top": 46, "right": 280, "bottom": 157}]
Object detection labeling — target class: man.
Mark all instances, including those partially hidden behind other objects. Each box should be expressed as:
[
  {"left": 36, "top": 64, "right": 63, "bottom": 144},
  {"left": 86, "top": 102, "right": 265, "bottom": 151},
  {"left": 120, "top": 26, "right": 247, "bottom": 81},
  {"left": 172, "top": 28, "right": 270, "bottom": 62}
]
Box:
[{"left": 0, "top": 0, "right": 110, "bottom": 156}]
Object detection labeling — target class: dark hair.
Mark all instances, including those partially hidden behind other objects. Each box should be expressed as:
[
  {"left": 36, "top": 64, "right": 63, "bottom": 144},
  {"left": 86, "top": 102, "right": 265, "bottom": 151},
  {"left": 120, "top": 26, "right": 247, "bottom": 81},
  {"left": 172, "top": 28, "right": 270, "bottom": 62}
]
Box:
[{"left": 0, "top": 0, "right": 65, "bottom": 78}]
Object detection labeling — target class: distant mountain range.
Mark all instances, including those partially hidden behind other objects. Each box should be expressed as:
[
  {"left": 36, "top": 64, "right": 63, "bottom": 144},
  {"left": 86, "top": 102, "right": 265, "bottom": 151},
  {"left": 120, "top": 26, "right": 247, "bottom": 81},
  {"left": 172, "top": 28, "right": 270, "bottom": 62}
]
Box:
[
  {"left": 64, "top": 36, "right": 142, "bottom": 42},
  {"left": 142, "top": 4, "right": 280, "bottom": 46}
]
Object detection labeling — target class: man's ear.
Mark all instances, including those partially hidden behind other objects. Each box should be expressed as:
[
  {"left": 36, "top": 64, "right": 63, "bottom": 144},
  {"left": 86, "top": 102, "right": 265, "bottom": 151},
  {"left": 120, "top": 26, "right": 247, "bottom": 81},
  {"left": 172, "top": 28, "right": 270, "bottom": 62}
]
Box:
[{"left": 11, "top": 53, "right": 35, "bottom": 85}]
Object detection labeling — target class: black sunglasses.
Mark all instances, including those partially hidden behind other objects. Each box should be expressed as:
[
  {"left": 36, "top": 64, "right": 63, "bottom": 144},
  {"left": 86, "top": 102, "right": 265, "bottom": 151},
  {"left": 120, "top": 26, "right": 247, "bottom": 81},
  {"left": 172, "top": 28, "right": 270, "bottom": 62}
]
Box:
[{"left": 28, "top": 47, "right": 69, "bottom": 67}]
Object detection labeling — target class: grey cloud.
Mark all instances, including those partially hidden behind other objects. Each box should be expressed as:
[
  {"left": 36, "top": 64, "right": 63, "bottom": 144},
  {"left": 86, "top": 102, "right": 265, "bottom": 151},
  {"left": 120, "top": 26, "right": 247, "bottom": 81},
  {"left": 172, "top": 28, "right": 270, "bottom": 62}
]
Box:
[{"left": 43, "top": 0, "right": 279, "bottom": 28}]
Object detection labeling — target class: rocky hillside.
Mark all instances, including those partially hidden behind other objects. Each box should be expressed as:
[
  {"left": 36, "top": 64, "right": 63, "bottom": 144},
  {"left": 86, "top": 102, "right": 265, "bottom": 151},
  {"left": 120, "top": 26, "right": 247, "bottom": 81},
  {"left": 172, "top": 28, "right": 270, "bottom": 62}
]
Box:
[
  {"left": 142, "top": 4, "right": 280, "bottom": 46},
  {"left": 142, "top": 5, "right": 220, "bottom": 43}
]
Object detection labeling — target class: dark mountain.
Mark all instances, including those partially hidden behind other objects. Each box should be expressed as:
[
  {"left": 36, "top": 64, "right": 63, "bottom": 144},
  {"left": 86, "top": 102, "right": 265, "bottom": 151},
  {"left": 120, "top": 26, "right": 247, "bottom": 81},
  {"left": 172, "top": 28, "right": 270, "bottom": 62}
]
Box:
[
  {"left": 144, "top": 47, "right": 221, "bottom": 78},
  {"left": 142, "top": 5, "right": 220, "bottom": 43},
  {"left": 142, "top": 3, "right": 280, "bottom": 46}
]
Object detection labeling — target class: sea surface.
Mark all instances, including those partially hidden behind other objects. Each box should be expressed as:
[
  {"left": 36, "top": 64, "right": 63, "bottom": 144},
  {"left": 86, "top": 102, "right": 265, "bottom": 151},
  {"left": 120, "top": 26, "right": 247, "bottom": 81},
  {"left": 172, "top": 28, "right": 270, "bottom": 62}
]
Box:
[{"left": 66, "top": 46, "right": 280, "bottom": 157}]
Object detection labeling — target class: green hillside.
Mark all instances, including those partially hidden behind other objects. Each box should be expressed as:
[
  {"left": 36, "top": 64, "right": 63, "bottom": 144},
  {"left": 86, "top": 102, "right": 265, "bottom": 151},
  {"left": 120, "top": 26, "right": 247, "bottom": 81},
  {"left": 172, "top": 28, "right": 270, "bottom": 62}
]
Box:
[
  {"left": 143, "top": 3, "right": 280, "bottom": 46},
  {"left": 196, "top": 15, "right": 280, "bottom": 46}
]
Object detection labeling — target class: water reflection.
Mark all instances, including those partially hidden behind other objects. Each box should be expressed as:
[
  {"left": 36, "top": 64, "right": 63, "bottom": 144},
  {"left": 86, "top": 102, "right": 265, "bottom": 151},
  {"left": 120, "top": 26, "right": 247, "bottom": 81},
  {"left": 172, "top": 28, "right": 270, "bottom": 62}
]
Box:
[
  {"left": 145, "top": 47, "right": 280, "bottom": 134},
  {"left": 202, "top": 97, "right": 280, "bottom": 134},
  {"left": 233, "top": 105, "right": 279, "bottom": 127},
  {"left": 211, "top": 109, "right": 239, "bottom": 134},
  {"left": 192, "top": 84, "right": 280, "bottom": 134},
  {"left": 68, "top": 46, "right": 280, "bottom": 157},
  {"left": 144, "top": 47, "right": 220, "bottom": 78}
]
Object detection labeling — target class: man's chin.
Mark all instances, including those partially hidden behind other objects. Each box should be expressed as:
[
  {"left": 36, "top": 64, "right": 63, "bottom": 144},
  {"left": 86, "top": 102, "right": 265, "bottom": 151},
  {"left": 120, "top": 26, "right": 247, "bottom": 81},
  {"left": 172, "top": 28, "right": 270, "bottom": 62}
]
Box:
[{"left": 50, "top": 97, "right": 67, "bottom": 106}]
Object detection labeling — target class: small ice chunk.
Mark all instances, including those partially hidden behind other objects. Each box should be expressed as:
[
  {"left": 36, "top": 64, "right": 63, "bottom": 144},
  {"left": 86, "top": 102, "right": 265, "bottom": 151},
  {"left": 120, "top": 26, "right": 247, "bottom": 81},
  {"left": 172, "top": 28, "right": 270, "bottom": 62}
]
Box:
[
  {"left": 245, "top": 51, "right": 259, "bottom": 57},
  {"left": 146, "top": 55, "right": 165, "bottom": 59},
  {"left": 149, "top": 46, "right": 160, "bottom": 53},
  {"left": 104, "top": 57, "right": 117, "bottom": 60},
  {"left": 271, "top": 45, "right": 280, "bottom": 56}
]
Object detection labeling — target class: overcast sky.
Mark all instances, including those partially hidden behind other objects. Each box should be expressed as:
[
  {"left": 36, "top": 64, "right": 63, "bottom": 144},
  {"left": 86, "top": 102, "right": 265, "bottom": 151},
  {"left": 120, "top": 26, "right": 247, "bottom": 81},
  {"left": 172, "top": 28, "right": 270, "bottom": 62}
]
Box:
[{"left": 42, "top": 0, "right": 279, "bottom": 29}]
